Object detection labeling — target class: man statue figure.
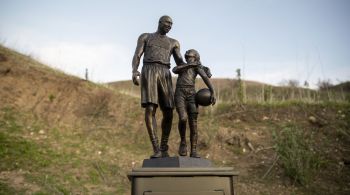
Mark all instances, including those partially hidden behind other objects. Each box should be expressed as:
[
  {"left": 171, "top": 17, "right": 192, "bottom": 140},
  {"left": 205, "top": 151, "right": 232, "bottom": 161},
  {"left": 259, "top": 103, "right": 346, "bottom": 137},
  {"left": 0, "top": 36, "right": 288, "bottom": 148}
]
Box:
[{"left": 132, "top": 15, "right": 185, "bottom": 158}]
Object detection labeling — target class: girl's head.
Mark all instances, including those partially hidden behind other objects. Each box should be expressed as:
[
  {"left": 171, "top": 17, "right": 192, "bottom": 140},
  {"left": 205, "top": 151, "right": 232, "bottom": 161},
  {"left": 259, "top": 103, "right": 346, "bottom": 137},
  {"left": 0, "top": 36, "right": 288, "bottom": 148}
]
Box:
[{"left": 185, "top": 49, "right": 201, "bottom": 64}]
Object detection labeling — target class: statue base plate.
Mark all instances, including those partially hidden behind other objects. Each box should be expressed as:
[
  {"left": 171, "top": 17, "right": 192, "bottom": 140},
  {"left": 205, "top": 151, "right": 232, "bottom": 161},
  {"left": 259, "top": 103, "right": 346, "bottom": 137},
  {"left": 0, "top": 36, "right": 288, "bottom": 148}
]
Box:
[{"left": 142, "top": 156, "right": 212, "bottom": 167}]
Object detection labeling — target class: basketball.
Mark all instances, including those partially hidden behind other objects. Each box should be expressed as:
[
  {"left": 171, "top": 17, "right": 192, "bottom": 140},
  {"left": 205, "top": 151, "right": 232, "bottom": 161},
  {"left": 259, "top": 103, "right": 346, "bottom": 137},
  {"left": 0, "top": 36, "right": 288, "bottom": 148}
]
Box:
[{"left": 195, "top": 88, "right": 212, "bottom": 106}]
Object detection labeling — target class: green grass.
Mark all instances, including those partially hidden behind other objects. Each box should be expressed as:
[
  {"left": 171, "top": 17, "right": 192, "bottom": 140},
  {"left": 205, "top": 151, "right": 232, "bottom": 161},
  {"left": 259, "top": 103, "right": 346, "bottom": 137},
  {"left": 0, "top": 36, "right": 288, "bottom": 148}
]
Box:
[
  {"left": 0, "top": 107, "right": 23, "bottom": 133},
  {"left": 0, "top": 131, "right": 72, "bottom": 194},
  {"left": 25, "top": 174, "right": 71, "bottom": 195},
  {"left": 0, "top": 107, "right": 58, "bottom": 171},
  {"left": 0, "top": 181, "right": 25, "bottom": 194},
  {"left": 273, "top": 125, "right": 325, "bottom": 186},
  {"left": 0, "top": 106, "right": 132, "bottom": 194},
  {"left": 0, "top": 132, "right": 55, "bottom": 171}
]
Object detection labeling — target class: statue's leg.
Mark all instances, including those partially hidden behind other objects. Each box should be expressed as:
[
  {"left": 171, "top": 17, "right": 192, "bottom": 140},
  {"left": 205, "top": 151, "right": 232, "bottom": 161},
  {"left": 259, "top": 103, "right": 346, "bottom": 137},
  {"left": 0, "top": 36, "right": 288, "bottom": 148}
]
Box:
[
  {"left": 145, "top": 104, "right": 161, "bottom": 158},
  {"left": 189, "top": 113, "right": 199, "bottom": 158},
  {"left": 157, "top": 66, "right": 174, "bottom": 157},
  {"left": 177, "top": 105, "right": 188, "bottom": 156},
  {"left": 188, "top": 102, "right": 200, "bottom": 158},
  {"left": 160, "top": 107, "right": 173, "bottom": 157}
]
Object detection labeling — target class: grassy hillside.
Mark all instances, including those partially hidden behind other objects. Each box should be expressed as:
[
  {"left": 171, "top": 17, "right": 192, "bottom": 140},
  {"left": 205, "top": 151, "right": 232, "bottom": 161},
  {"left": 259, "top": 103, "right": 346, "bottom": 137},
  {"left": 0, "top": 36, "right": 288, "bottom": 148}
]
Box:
[
  {"left": 0, "top": 45, "right": 144, "bottom": 194},
  {"left": 1, "top": 45, "right": 350, "bottom": 194},
  {"left": 109, "top": 77, "right": 350, "bottom": 104}
]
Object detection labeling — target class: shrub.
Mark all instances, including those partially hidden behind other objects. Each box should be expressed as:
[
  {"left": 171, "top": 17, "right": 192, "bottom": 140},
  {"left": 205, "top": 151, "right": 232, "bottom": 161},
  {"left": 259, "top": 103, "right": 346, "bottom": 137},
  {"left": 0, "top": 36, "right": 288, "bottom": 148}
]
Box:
[
  {"left": 85, "top": 91, "right": 111, "bottom": 118},
  {"left": 236, "top": 68, "right": 246, "bottom": 104},
  {"left": 273, "top": 125, "right": 324, "bottom": 185}
]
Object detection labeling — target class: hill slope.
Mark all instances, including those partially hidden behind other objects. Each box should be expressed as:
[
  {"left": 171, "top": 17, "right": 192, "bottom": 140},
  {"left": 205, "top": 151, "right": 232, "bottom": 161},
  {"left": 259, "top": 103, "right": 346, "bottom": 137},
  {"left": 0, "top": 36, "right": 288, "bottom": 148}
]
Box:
[
  {"left": 109, "top": 77, "right": 349, "bottom": 103},
  {"left": 1, "top": 45, "right": 349, "bottom": 194},
  {"left": 0, "top": 45, "right": 144, "bottom": 194}
]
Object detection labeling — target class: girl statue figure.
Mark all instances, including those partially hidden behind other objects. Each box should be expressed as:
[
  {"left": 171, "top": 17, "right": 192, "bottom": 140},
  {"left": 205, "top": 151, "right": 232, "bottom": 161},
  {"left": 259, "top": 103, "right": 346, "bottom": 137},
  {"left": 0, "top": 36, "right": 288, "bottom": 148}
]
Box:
[{"left": 172, "top": 49, "right": 216, "bottom": 158}]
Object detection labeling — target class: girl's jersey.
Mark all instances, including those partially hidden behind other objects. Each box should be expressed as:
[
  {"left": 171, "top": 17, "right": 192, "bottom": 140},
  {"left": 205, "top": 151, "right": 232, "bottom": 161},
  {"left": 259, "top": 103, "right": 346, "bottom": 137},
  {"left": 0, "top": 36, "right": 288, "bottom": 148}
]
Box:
[{"left": 176, "top": 66, "right": 200, "bottom": 87}]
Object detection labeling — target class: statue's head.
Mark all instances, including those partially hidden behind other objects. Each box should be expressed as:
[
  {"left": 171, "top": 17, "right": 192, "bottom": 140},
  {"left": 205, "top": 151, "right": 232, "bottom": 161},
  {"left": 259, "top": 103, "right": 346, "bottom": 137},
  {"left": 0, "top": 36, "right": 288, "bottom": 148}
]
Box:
[
  {"left": 158, "top": 15, "right": 173, "bottom": 34},
  {"left": 185, "top": 49, "right": 201, "bottom": 64}
]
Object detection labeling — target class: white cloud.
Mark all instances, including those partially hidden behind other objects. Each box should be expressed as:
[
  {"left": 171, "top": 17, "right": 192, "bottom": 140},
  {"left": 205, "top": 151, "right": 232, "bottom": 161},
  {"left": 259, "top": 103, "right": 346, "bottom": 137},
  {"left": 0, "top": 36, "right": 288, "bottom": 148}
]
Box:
[
  {"left": 1, "top": 27, "right": 132, "bottom": 82},
  {"left": 34, "top": 42, "right": 132, "bottom": 82}
]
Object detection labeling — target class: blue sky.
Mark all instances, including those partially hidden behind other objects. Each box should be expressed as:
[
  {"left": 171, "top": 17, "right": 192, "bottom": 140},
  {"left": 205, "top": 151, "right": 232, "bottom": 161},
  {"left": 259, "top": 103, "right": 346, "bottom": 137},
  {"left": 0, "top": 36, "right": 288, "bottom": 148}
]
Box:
[{"left": 0, "top": 0, "right": 349, "bottom": 87}]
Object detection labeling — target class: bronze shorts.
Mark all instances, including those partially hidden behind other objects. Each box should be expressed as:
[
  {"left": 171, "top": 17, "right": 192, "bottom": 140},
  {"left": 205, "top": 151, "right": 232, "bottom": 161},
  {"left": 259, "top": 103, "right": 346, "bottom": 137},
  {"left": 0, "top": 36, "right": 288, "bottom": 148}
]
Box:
[
  {"left": 174, "top": 86, "right": 198, "bottom": 116},
  {"left": 141, "top": 63, "right": 174, "bottom": 109}
]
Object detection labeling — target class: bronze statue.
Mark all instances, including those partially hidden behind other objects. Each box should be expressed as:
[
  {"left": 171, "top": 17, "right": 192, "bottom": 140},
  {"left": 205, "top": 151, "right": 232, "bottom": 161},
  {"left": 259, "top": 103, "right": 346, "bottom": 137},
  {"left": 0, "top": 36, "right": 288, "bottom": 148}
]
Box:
[
  {"left": 132, "top": 15, "right": 185, "bottom": 158},
  {"left": 172, "top": 49, "right": 216, "bottom": 158}
]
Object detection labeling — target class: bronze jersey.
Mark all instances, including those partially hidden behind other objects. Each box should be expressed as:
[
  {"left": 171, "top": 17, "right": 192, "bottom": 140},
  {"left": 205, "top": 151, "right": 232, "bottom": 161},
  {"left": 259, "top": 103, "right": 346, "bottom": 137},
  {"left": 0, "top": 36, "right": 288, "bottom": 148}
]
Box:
[
  {"left": 176, "top": 66, "right": 199, "bottom": 87},
  {"left": 143, "top": 33, "right": 173, "bottom": 66}
]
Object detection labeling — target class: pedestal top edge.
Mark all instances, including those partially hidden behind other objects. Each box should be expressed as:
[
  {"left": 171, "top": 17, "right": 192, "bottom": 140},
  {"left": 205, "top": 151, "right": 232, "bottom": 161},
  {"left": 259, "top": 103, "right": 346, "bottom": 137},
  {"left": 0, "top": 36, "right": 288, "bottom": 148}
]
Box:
[{"left": 132, "top": 167, "right": 236, "bottom": 172}]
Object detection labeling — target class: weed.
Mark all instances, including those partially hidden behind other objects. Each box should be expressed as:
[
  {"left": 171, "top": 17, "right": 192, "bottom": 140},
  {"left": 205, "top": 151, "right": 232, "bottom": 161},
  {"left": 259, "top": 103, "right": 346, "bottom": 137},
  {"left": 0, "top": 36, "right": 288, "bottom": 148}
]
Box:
[
  {"left": 84, "top": 91, "right": 111, "bottom": 119},
  {"left": 25, "top": 174, "right": 71, "bottom": 195},
  {"left": 0, "top": 107, "right": 22, "bottom": 133},
  {"left": 336, "top": 128, "right": 350, "bottom": 141},
  {"left": 214, "top": 102, "right": 233, "bottom": 115},
  {"left": 229, "top": 146, "right": 244, "bottom": 155},
  {"left": 273, "top": 125, "right": 324, "bottom": 185},
  {"left": 48, "top": 94, "right": 55, "bottom": 102},
  {"left": 88, "top": 167, "right": 101, "bottom": 184}
]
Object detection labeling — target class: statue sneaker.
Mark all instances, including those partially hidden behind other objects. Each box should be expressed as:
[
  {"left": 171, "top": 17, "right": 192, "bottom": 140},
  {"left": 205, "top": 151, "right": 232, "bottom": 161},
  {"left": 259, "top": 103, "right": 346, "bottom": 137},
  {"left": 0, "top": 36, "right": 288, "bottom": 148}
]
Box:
[
  {"left": 178, "top": 142, "right": 187, "bottom": 156},
  {"left": 190, "top": 151, "right": 200, "bottom": 158},
  {"left": 150, "top": 151, "right": 162, "bottom": 158},
  {"left": 161, "top": 151, "right": 169, "bottom": 157}
]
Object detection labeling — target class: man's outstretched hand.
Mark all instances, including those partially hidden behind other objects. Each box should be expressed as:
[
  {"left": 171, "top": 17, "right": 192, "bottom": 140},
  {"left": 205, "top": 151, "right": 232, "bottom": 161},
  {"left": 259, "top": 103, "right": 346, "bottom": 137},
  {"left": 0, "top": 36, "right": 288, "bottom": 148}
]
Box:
[{"left": 132, "top": 71, "right": 141, "bottom": 86}]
